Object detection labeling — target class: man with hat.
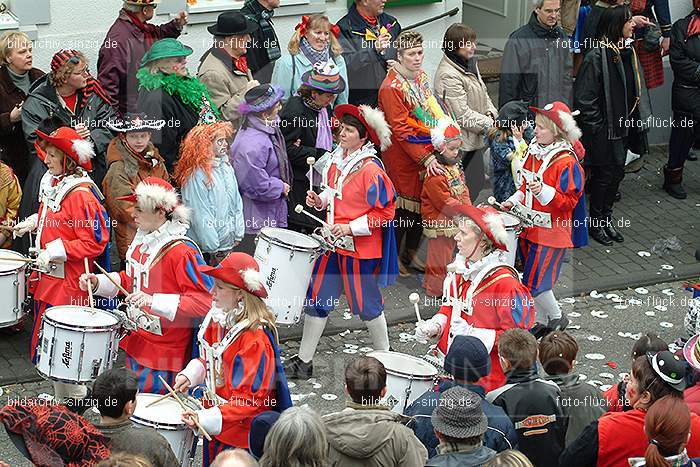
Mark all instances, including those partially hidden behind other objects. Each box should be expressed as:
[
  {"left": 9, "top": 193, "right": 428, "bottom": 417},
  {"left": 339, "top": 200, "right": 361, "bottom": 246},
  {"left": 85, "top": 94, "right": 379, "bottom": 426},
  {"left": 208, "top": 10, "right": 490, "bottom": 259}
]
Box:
[
  {"left": 426, "top": 386, "right": 497, "bottom": 466},
  {"left": 415, "top": 204, "right": 535, "bottom": 392},
  {"left": 103, "top": 113, "right": 168, "bottom": 265},
  {"left": 80, "top": 176, "right": 213, "bottom": 394},
  {"left": 199, "top": 12, "right": 260, "bottom": 128},
  {"left": 240, "top": 0, "right": 282, "bottom": 84},
  {"left": 406, "top": 335, "right": 518, "bottom": 458},
  {"left": 98, "top": 0, "right": 188, "bottom": 116}
]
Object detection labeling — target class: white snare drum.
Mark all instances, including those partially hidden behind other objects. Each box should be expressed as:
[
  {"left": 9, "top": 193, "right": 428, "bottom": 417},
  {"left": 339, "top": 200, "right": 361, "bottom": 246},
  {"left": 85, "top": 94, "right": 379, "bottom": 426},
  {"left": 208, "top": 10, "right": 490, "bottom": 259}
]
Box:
[
  {"left": 255, "top": 227, "right": 322, "bottom": 325},
  {"left": 0, "top": 249, "right": 28, "bottom": 327},
  {"left": 500, "top": 213, "right": 522, "bottom": 267},
  {"left": 36, "top": 306, "right": 120, "bottom": 383},
  {"left": 368, "top": 351, "right": 438, "bottom": 414},
  {"left": 131, "top": 393, "right": 196, "bottom": 466}
]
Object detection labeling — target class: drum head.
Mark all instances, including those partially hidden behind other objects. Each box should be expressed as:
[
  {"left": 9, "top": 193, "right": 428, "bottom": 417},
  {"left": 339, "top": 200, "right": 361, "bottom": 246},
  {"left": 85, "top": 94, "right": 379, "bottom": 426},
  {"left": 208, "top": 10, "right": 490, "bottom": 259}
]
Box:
[
  {"left": 367, "top": 351, "right": 438, "bottom": 379},
  {"left": 500, "top": 213, "right": 520, "bottom": 228},
  {"left": 0, "top": 249, "right": 26, "bottom": 272},
  {"left": 45, "top": 306, "right": 119, "bottom": 327},
  {"left": 259, "top": 227, "right": 321, "bottom": 252},
  {"left": 132, "top": 393, "right": 187, "bottom": 427}
]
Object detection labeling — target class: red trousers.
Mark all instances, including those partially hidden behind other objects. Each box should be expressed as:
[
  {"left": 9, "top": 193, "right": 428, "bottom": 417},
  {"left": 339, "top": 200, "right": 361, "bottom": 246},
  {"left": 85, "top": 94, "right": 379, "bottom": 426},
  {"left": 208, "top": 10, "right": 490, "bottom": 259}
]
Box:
[{"left": 423, "top": 236, "right": 456, "bottom": 297}]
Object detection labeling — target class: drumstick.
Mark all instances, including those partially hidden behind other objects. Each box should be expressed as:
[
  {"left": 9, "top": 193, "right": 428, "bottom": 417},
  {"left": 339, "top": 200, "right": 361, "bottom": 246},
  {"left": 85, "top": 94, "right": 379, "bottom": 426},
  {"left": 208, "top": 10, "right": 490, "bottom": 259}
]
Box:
[
  {"left": 84, "top": 258, "right": 94, "bottom": 309},
  {"left": 92, "top": 261, "right": 130, "bottom": 295},
  {"left": 0, "top": 256, "right": 34, "bottom": 263},
  {"left": 307, "top": 157, "right": 315, "bottom": 194},
  {"left": 145, "top": 391, "right": 175, "bottom": 408},
  {"left": 157, "top": 375, "right": 212, "bottom": 441},
  {"left": 294, "top": 205, "right": 330, "bottom": 228},
  {"left": 409, "top": 292, "right": 422, "bottom": 322}
]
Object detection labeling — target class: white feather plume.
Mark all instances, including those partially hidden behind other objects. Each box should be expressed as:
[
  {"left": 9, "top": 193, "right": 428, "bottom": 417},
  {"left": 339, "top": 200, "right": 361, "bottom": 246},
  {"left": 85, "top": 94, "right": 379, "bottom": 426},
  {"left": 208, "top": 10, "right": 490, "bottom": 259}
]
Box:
[
  {"left": 430, "top": 118, "right": 459, "bottom": 150},
  {"left": 558, "top": 110, "right": 582, "bottom": 142},
  {"left": 171, "top": 204, "right": 191, "bottom": 224},
  {"left": 241, "top": 268, "right": 264, "bottom": 293},
  {"left": 135, "top": 182, "right": 179, "bottom": 212},
  {"left": 483, "top": 212, "right": 509, "bottom": 247},
  {"left": 358, "top": 105, "right": 392, "bottom": 151},
  {"left": 71, "top": 139, "right": 95, "bottom": 164}
]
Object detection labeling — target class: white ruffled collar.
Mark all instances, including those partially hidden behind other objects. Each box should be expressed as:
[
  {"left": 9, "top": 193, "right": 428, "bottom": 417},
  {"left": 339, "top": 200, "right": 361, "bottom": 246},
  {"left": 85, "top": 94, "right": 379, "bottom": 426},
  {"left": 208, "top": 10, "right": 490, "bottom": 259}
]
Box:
[
  {"left": 527, "top": 139, "right": 570, "bottom": 160},
  {"left": 462, "top": 250, "right": 508, "bottom": 279},
  {"left": 209, "top": 303, "right": 244, "bottom": 327},
  {"left": 133, "top": 220, "right": 189, "bottom": 254}
]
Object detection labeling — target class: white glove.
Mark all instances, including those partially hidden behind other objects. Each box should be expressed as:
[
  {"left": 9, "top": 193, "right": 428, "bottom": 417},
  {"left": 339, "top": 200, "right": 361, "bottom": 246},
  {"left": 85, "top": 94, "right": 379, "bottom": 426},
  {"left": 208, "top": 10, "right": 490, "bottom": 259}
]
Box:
[
  {"left": 13, "top": 214, "right": 38, "bottom": 238},
  {"left": 415, "top": 317, "right": 443, "bottom": 340},
  {"left": 34, "top": 250, "right": 52, "bottom": 272},
  {"left": 449, "top": 317, "right": 472, "bottom": 339}
]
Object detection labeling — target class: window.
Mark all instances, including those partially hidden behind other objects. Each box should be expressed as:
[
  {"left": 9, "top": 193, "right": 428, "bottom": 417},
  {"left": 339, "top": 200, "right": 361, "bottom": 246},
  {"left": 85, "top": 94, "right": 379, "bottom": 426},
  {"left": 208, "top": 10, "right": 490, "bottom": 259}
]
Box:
[
  {"left": 0, "top": 3, "right": 20, "bottom": 31},
  {"left": 0, "top": 0, "right": 51, "bottom": 32}
]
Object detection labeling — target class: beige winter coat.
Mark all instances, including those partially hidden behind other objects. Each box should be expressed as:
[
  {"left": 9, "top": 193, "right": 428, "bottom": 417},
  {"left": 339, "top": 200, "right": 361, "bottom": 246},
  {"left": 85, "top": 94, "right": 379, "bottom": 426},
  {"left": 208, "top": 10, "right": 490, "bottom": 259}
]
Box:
[
  {"left": 434, "top": 55, "right": 497, "bottom": 152},
  {"left": 197, "top": 48, "right": 255, "bottom": 128}
]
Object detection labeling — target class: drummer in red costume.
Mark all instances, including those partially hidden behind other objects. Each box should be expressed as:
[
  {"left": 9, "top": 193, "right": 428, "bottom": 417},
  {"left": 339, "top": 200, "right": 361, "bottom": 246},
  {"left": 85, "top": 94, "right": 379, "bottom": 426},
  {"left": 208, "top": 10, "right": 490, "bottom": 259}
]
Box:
[
  {"left": 415, "top": 204, "right": 535, "bottom": 392},
  {"left": 501, "top": 101, "right": 588, "bottom": 338},
  {"left": 80, "top": 177, "right": 212, "bottom": 394},
  {"left": 12, "top": 127, "right": 110, "bottom": 403},
  {"left": 173, "top": 252, "right": 292, "bottom": 466},
  {"left": 285, "top": 103, "right": 399, "bottom": 379}
]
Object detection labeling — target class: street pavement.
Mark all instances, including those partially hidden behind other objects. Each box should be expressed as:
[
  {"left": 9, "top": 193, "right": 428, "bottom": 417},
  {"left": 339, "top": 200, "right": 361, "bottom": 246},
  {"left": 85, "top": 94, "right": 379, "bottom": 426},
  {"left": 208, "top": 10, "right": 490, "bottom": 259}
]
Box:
[{"left": 0, "top": 279, "right": 696, "bottom": 465}]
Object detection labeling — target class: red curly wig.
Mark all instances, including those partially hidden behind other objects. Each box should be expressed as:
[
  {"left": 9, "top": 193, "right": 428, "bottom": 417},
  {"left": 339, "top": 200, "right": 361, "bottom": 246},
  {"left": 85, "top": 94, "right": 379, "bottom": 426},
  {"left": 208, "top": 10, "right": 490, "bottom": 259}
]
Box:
[{"left": 174, "top": 121, "right": 235, "bottom": 187}]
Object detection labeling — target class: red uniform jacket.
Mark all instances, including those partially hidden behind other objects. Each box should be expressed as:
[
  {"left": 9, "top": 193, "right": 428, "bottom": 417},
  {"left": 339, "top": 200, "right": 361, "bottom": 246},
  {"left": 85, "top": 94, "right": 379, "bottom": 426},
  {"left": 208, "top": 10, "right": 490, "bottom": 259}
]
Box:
[
  {"left": 437, "top": 262, "right": 535, "bottom": 392},
  {"left": 420, "top": 164, "right": 471, "bottom": 238},
  {"left": 114, "top": 234, "right": 212, "bottom": 372}
]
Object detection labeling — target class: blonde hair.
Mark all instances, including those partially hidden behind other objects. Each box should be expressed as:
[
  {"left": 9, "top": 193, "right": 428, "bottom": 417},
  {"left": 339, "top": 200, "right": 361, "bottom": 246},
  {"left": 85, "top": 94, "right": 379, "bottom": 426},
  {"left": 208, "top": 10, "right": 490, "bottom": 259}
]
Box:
[
  {"left": 0, "top": 31, "right": 31, "bottom": 65},
  {"left": 144, "top": 57, "right": 179, "bottom": 75},
  {"left": 484, "top": 449, "right": 534, "bottom": 467},
  {"left": 222, "top": 282, "right": 279, "bottom": 341},
  {"left": 288, "top": 14, "right": 343, "bottom": 57},
  {"left": 48, "top": 51, "right": 87, "bottom": 87},
  {"left": 535, "top": 113, "right": 568, "bottom": 142},
  {"left": 456, "top": 216, "right": 496, "bottom": 256}
]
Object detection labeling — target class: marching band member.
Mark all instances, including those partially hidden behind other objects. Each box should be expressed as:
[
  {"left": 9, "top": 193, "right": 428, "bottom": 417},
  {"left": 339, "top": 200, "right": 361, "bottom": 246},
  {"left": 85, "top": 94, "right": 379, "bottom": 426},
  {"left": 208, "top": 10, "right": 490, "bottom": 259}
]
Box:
[
  {"left": 13, "top": 126, "right": 110, "bottom": 403},
  {"left": 285, "top": 103, "right": 398, "bottom": 379},
  {"left": 501, "top": 101, "right": 588, "bottom": 337},
  {"left": 80, "top": 177, "right": 212, "bottom": 394},
  {"left": 415, "top": 204, "right": 535, "bottom": 392},
  {"left": 173, "top": 253, "right": 292, "bottom": 465}
]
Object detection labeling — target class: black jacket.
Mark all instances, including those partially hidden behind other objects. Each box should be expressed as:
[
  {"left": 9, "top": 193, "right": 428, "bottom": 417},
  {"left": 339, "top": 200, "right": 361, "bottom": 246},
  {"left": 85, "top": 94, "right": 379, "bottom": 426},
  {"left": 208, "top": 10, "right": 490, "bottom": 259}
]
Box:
[
  {"left": 137, "top": 86, "right": 198, "bottom": 174},
  {"left": 670, "top": 11, "right": 700, "bottom": 117},
  {"left": 486, "top": 367, "right": 568, "bottom": 467},
  {"left": 278, "top": 96, "right": 328, "bottom": 230},
  {"left": 499, "top": 12, "right": 573, "bottom": 108},
  {"left": 336, "top": 5, "right": 401, "bottom": 107},
  {"left": 240, "top": 0, "right": 281, "bottom": 84}
]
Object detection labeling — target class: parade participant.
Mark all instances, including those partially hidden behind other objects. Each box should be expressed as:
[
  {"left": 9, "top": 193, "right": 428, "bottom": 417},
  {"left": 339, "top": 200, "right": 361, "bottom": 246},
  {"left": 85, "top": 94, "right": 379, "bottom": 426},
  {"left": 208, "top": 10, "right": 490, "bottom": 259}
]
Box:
[
  {"left": 12, "top": 127, "right": 110, "bottom": 403},
  {"left": 271, "top": 14, "right": 349, "bottom": 105},
  {"left": 103, "top": 112, "right": 168, "bottom": 265},
  {"left": 501, "top": 101, "right": 587, "bottom": 337},
  {"left": 284, "top": 103, "right": 397, "bottom": 379},
  {"left": 175, "top": 121, "right": 244, "bottom": 266},
  {"left": 278, "top": 62, "right": 345, "bottom": 233},
  {"left": 420, "top": 118, "right": 471, "bottom": 297},
  {"left": 415, "top": 204, "right": 535, "bottom": 392},
  {"left": 79, "top": 176, "right": 212, "bottom": 394},
  {"left": 173, "top": 252, "right": 292, "bottom": 465},
  {"left": 240, "top": 0, "right": 281, "bottom": 83},
  {"left": 378, "top": 30, "right": 448, "bottom": 277}
]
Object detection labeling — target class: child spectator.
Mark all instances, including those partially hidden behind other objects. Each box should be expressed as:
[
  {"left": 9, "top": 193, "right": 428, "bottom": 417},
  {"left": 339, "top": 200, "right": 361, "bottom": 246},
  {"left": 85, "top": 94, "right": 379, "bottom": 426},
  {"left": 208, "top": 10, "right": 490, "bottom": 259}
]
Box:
[
  {"left": 486, "top": 101, "right": 533, "bottom": 203},
  {"left": 322, "top": 356, "right": 428, "bottom": 466},
  {"left": 605, "top": 333, "right": 668, "bottom": 413},
  {"left": 561, "top": 351, "right": 700, "bottom": 467},
  {"left": 426, "top": 386, "right": 497, "bottom": 466},
  {"left": 539, "top": 331, "right": 606, "bottom": 446},
  {"left": 486, "top": 328, "right": 567, "bottom": 467},
  {"left": 0, "top": 160, "right": 21, "bottom": 248},
  {"left": 406, "top": 335, "right": 518, "bottom": 457},
  {"left": 420, "top": 119, "right": 471, "bottom": 297},
  {"left": 628, "top": 396, "right": 700, "bottom": 467}
]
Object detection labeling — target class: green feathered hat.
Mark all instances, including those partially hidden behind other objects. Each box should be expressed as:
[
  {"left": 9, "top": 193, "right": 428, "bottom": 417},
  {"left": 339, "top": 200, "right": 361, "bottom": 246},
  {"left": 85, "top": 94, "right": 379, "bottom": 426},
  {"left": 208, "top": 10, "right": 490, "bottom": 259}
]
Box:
[{"left": 141, "top": 38, "right": 193, "bottom": 67}]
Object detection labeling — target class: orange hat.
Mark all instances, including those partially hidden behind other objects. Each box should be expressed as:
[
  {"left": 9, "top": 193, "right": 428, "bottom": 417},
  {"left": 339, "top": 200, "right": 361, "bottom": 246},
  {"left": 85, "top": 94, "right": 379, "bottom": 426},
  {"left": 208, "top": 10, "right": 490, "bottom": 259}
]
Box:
[
  {"left": 198, "top": 252, "right": 268, "bottom": 298},
  {"left": 34, "top": 127, "right": 95, "bottom": 171}
]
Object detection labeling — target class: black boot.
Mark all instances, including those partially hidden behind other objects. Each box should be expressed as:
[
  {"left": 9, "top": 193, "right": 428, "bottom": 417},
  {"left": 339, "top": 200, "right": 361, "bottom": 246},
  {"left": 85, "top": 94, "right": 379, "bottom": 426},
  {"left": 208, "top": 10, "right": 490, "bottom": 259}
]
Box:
[
  {"left": 285, "top": 355, "right": 313, "bottom": 379},
  {"left": 529, "top": 322, "right": 551, "bottom": 339},
  {"left": 548, "top": 316, "right": 570, "bottom": 332},
  {"left": 590, "top": 226, "right": 613, "bottom": 246},
  {"left": 604, "top": 218, "right": 624, "bottom": 243},
  {"left": 663, "top": 166, "right": 687, "bottom": 200}
]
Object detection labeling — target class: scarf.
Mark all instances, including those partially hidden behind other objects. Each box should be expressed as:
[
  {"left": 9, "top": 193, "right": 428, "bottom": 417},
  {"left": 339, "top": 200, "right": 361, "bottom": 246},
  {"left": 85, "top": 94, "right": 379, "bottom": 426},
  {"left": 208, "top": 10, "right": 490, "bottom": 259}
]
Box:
[
  {"left": 688, "top": 10, "right": 700, "bottom": 39},
  {"left": 628, "top": 449, "right": 690, "bottom": 467},
  {"left": 74, "top": 75, "right": 114, "bottom": 109},
  {"left": 299, "top": 37, "right": 330, "bottom": 66},
  {"left": 243, "top": 0, "right": 281, "bottom": 62},
  {"left": 123, "top": 9, "right": 160, "bottom": 48},
  {"left": 527, "top": 139, "right": 570, "bottom": 160},
  {"left": 136, "top": 68, "right": 220, "bottom": 117},
  {"left": 316, "top": 107, "right": 333, "bottom": 151},
  {"left": 444, "top": 50, "right": 479, "bottom": 76}
]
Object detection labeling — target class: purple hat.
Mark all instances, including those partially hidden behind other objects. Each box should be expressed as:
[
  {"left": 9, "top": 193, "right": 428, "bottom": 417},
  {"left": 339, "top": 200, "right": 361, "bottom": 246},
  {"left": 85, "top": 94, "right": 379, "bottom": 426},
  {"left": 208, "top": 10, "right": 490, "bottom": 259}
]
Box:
[
  {"left": 239, "top": 84, "right": 285, "bottom": 115},
  {"left": 300, "top": 62, "right": 346, "bottom": 95}
]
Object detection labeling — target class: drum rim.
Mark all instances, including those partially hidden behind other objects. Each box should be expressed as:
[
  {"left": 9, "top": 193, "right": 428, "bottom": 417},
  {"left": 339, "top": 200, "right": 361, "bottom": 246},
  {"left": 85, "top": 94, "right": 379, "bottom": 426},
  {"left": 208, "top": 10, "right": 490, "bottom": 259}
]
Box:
[
  {"left": 258, "top": 227, "right": 321, "bottom": 253},
  {"left": 367, "top": 351, "right": 438, "bottom": 380},
  {"left": 36, "top": 368, "right": 99, "bottom": 384},
  {"left": 0, "top": 250, "right": 28, "bottom": 274},
  {"left": 130, "top": 415, "right": 189, "bottom": 431},
  {"left": 44, "top": 306, "right": 120, "bottom": 331}
]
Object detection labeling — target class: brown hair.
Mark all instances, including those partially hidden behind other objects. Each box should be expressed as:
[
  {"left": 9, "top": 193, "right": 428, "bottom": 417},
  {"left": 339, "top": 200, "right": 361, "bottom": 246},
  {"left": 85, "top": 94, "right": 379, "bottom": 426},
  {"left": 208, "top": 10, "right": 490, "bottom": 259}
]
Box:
[
  {"left": 643, "top": 396, "right": 692, "bottom": 467},
  {"left": 442, "top": 23, "right": 477, "bottom": 53},
  {"left": 539, "top": 331, "right": 578, "bottom": 376},
  {"left": 345, "top": 356, "right": 386, "bottom": 405},
  {"left": 288, "top": 14, "right": 343, "bottom": 56},
  {"left": 632, "top": 333, "right": 668, "bottom": 360},
  {"left": 48, "top": 51, "right": 87, "bottom": 87},
  {"left": 631, "top": 356, "right": 683, "bottom": 406},
  {"left": 395, "top": 30, "right": 423, "bottom": 52},
  {"left": 499, "top": 328, "right": 538, "bottom": 369}
]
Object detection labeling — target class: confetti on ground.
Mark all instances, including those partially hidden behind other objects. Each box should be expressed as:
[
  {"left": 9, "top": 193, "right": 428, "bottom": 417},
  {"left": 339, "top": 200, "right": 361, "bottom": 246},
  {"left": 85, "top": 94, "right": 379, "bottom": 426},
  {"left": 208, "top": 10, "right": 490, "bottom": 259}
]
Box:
[
  {"left": 635, "top": 287, "right": 649, "bottom": 295},
  {"left": 605, "top": 294, "right": 620, "bottom": 301},
  {"left": 343, "top": 348, "right": 358, "bottom": 354},
  {"left": 590, "top": 290, "right": 603, "bottom": 298},
  {"left": 637, "top": 251, "right": 651, "bottom": 257},
  {"left": 599, "top": 373, "right": 615, "bottom": 379},
  {"left": 660, "top": 322, "right": 674, "bottom": 328},
  {"left": 614, "top": 304, "right": 629, "bottom": 310},
  {"left": 645, "top": 311, "right": 655, "bottom": 316},
  {"left": 661, "top": 289, "right": 675, "bottom": 296},
  {"left": 588, "top": 380, "right": 604, "bottom": 386},
  {"left": 585, "top": 353, "right": 606, "bottom": 360},
  {"left": 287, "top": 382, "right": 296, "bottom": 389},
  {"left": 322, "top": 394, "right": 338, "bottom": 401},
  {"left": 660, "top": 265, "right": 674, "bottom": 270},
  {"left": 579, "top": 374, "right": 587, "bottom": 380},
  {"left": 339, "top": 330, "right": 351, "bottom": 337},
  {"left": 399, "top": 333, "right": 415, "bottom": 340},
  {"left": 359, "top": 347, "right": 374, "bottom": 353},
  {"left": 587, "top": 335, "right": 602, "bottom": 342},
  {"left": 561, "top": 298, "right": 576, "bottom": 304},
  {"left": 600, "top": 385, "right": 612, "bottom": 392},
  {"left": 617, "top": 332, "right": 641, "bottom": 340},
  {"left": 628, "top": 298, "right": 643, "bottom": 305},
  {"left": 568, "top": 312, "right": 581, "bottom": 318},
  {"left": 312, "top": 383, "right": 322, "bottom": 389},
  {"left": 343, "top": 312, "right": 352, "bottom": 320},
  {"left": 344, "top": 344, "right": 358, "bottom": 349},
  {"left": 591, "top": 310, "right": 609, "bottom": 318},
  {"left": 568, "top": 325, "right": 581, "bottom": 330},
  {"left": 655, "top": 305, "right": 667, "bottom": 312}
]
